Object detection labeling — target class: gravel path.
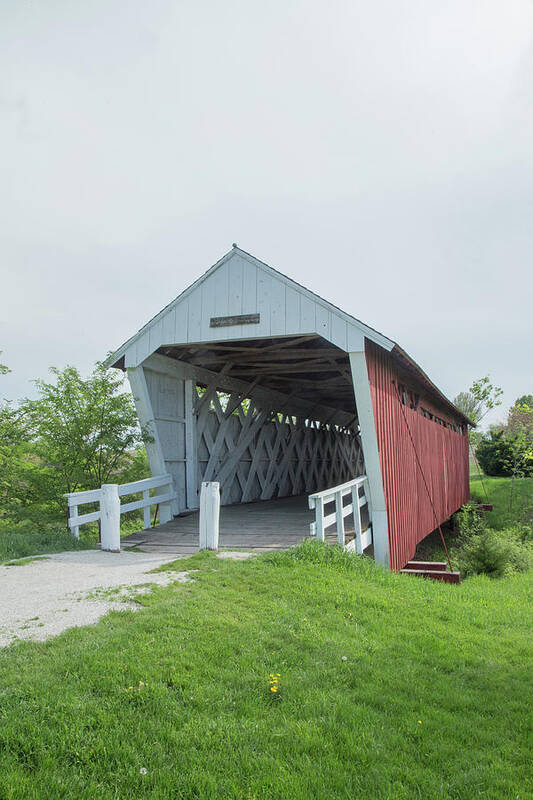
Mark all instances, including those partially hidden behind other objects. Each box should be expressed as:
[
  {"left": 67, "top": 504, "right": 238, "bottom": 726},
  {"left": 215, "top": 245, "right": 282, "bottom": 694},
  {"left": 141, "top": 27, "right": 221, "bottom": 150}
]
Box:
[{"left": 0, "top": 550, "right": 190, "bottom": 648}]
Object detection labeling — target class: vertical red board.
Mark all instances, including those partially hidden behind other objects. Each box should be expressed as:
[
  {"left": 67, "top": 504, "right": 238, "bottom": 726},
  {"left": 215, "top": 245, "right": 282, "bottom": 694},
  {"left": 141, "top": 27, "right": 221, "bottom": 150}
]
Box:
[{"left": 365, "top": 341, "right": 470, "bottom": 570}]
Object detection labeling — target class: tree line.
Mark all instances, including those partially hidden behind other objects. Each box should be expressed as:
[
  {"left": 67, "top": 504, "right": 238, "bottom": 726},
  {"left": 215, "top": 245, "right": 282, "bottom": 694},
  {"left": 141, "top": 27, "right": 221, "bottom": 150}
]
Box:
[{"left": 453, "top": 378, "right": 533, "bottom": 478}]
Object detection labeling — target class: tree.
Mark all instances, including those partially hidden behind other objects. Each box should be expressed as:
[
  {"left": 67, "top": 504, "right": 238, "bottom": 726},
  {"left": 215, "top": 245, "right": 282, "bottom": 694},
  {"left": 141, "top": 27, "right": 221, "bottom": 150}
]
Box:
[
  {"left": 476, "top": 431, "right": 524, "bottom": 477},
  {"left": 22, "top": 363, "right": 149, "bottom": 516},
  {"left": 454, "top": 376, "right": 503, "bottom": 427},
  {"left": 506, "top": 397, "right": 533, "bottom": 487},
  {"left": 469, "top": 376, "right": 504, "bottom": 422},
  {"left": 514, "top": 394, "right": 533, "bottom": 408},
  {"left": 452, "top": 391, "right": 482, "bottom": 425},
  {"left": 0, "top": 403, "right": 32, "bottom": 517}
]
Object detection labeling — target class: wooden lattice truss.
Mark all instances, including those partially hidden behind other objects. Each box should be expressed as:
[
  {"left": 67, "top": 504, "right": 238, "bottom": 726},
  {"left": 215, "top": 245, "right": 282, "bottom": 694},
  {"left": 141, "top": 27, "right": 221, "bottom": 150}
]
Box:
[{"left": 195, "top": 383, "right": 364, "bottom": 506}]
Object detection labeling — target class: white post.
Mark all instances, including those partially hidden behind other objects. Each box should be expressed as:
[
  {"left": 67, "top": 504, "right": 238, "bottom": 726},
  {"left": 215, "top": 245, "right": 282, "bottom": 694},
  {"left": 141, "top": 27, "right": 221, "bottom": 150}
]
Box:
[
  {"left": 315, "top": 496, "right": 325, "bottom": 541},
  {"left": 199, "top": 481, "right": 220, "bottom": 550},
  {"left": 335, "top": 490, "right": 345, "bottom": 546},
  {"left": 70, "top": 504, "right": 79, "bottom": 541},
  {"left": 101, "top": 484, "right": 121, "bottom": 553},
  {"left": 143, "top": 490, "right": 151, "bottom": 529},
  {"left": 351, "top": 484, "right": 363, "bottom": 554}
]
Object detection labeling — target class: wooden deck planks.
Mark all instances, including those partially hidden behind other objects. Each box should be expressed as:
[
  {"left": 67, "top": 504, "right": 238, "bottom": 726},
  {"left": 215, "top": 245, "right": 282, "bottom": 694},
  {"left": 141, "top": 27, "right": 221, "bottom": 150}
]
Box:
[{"left": 122, "top": 494, "right": 356, "bottom": 555}]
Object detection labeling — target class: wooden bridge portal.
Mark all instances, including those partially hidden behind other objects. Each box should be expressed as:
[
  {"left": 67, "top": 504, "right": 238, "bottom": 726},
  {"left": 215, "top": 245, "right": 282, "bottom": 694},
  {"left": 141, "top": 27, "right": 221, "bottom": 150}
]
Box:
[{"left": 107, "top": 246, "right": 472, "bottom": 569}]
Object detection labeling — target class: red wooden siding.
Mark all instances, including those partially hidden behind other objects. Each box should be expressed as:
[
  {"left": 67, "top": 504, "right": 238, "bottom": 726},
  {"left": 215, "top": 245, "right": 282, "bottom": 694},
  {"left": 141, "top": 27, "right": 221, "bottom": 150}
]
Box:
[{"left": 365, "top": 340, "right": 470, "bottom": 570}]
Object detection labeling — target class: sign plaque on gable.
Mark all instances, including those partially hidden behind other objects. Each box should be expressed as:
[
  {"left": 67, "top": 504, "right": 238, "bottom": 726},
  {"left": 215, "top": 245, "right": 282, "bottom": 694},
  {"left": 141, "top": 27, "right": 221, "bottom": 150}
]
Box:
[{"left": 210, "top": 313, "right": 260, "bottom": 328}]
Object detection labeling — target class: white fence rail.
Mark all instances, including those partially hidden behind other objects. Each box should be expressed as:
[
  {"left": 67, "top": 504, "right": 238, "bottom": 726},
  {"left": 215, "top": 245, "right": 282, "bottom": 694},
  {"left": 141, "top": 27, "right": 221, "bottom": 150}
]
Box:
[
  {"left": 308, "top": 475, "right": 372, "bottom": 553},
  {"left": 64, "top": 474, "right": 175, "bottom": 552}
]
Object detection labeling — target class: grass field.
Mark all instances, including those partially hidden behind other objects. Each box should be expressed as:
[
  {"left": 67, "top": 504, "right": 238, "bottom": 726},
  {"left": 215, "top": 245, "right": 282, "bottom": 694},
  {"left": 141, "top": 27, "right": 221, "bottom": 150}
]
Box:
[
  {"left": 1, "top": 541, "right": 531, "bottom": 799},
  {"left": 470, "top": 472, "right": 533, "bottom": 530}
]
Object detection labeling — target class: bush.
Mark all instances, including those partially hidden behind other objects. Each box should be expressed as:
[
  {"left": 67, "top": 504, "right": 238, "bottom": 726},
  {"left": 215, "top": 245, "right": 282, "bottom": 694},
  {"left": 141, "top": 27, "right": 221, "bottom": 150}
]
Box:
[
  {"left": 476, "top": 430, "right": 533, "bottom": 477},
  {"left": 454, "top": 506, "right": 533, "bottom": 578}
]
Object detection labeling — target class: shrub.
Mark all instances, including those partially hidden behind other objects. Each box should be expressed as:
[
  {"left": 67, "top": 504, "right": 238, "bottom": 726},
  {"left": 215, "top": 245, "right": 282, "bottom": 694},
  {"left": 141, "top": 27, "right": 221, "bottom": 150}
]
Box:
[
  {"left": 476, "top": 430, "right": 533, "bottom": 477},
  {"left": 454, "top": 507, "right": 533, "bottom": 578}
]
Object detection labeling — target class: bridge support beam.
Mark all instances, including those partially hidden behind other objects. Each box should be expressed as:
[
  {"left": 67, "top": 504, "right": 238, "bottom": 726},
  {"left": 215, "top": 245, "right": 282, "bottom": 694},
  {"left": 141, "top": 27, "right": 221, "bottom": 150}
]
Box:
[{"left": 348, "top": 350, "right": 390, "bottom": 568}]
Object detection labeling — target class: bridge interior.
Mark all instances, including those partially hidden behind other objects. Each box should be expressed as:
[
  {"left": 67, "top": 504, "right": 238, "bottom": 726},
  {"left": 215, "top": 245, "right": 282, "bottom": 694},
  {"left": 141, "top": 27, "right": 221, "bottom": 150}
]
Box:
[{"left": 122, "top": 494, "right": 368, "bottom": 556}]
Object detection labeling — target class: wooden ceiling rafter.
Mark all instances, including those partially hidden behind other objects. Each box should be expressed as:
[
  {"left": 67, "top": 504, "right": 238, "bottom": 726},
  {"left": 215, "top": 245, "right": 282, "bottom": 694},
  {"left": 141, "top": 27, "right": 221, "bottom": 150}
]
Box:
[{"left": 157, "top": 333, "right": 357, "bottom": 419}]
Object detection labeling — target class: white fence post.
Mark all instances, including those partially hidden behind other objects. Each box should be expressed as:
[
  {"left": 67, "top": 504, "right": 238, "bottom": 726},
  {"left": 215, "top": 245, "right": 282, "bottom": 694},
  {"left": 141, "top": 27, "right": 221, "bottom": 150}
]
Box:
[
  {"left": 199, "top": 482, "right": 220, "bottom": 550},
  {"left": 143, "top": 490, "right": 151, "bottom": 529},
  {"left": 70, "top": 504, "right": 79, "bottom": 541},
  {"left": 335, "top": 490, "right": 345, "bottom": 546},
  {"left": 315, "top": 496, "right": 325, "bottom": 541},
  {"left": 101, "top": 484, "right": 121, "bottom": 553},
  {"left": 352, "top": 483, "right": 363, "bottom": 554}
]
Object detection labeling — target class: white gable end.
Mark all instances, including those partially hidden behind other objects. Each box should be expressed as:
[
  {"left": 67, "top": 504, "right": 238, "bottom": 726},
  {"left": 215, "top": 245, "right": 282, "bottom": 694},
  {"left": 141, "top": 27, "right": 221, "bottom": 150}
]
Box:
[{"left": 110, "top": 248, "right": 394, "bottom": 369}]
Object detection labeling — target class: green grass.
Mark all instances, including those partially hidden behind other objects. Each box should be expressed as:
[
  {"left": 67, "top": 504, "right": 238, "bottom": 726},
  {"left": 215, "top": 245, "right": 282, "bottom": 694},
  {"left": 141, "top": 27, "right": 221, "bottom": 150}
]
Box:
[
  {"left": 470, "top": 473, "right": 533, "bottom": 530},
  {"left": 0, "top": 542, "right": 531, "bottom": 799},
  {"left": 0, "top": 510, "right": 150, "bottom": 564},
  {"left": 415, "top": 473, "right": 533, "bottom": 565},
  {"left": 0, "top": 521, "right": 96, "bottom": 564}
]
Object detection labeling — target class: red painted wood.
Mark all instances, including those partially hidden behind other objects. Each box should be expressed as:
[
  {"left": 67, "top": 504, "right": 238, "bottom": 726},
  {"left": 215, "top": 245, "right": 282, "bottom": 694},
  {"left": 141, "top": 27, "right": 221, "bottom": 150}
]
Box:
[
  {"left": 405, "top": 561, "right": 447, "bottom": 571},
  {"left": 400, "top": 569, "right": 462, "bottom": 584},
  {"left": 365, "top": 340, "right": 470, "bottom": 571}
]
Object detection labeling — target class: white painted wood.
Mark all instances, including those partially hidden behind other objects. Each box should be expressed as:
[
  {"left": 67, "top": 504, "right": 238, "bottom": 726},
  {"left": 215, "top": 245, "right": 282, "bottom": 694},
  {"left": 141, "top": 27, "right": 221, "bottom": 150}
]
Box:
[
  {"left": 120, "top": 490, "right": 175, "bottom": 514},
  {"left": 117, "top": 473, "right": 173, "bottom": 495},
  {"left": 101, "top": 484, "right": 121, "bottom": 553},
  {"left": 65, "top": 488, "right": 102, "bottom": 505},
  {"left": 127, "top": 366, "right": 175, "bottom": 523},
  {"left": 70, "top": 504, "right": 79, "bottom": 540},
  {"left": 335, "top": 490, "right": 345, "bottom": 546},
  {"left": 309, "top": 474, "right": 368, "bottom": 500},
  {"left": 348, "top": 351, "right": 389, "bottom": 567},
  {"left": 144, "top": 353, "right": 354, "bottom": 427},
  {"left": 315, "top": 497, "right": 325, "bottom": 541},
  {"left": 107, "top": 248, "right": 395, "bottom": 370},
  {"left": 351, "top": 484, "right": 363, "bottom": 553},
  {"left": 192, "top": 380, "right": 361, "bottom": 507},
  {"left": 68, "top": 509, "right": 101, "bottom": 527},
  {"left": 65, "top": 474, "right": 175, "bottom": 538},
  {"left": 308, "top": 475, "right": 372, "bottom": 552},
  {"left": 143, "top": 490, "right": 151, "bottom": 529},
  {"left": 199, "top": 482, "right": 220, "bottom": 550},
  {"left": 184, "top": 378, "right": 198, "bottom": 509}
]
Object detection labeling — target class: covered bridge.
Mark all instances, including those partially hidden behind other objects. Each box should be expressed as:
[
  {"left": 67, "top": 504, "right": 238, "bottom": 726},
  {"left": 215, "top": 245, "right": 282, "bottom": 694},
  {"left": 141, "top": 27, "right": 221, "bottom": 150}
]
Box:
[{"left": 107, "top": 246, "right": 471, "bottom": 570}]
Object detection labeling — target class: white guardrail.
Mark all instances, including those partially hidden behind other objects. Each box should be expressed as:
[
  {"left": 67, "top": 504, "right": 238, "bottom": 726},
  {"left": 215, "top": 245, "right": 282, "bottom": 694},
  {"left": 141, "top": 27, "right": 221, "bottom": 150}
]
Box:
[
  {"left": 308, "top": 475, "right": 372, "bottom": 553},
  {"left": 64, "top": 474, "right": 175, "bottom": 552}
]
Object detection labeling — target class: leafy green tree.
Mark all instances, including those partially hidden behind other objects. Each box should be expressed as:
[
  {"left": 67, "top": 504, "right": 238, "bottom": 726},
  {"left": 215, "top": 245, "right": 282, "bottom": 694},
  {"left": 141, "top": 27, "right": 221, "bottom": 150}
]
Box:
[
  {"left": 452, "top": 391, "right": 482, "bottom": 424},
  {"left": 454, "top": 376, "right": 503, "bottom": 425},
  {"left": 514, "top": 394, "right": 533, "bottom": 408},
  {"left": 469, "top": 376, "right": 504, "bottom": 420},
  {"left": 0, "top": 354, "right": 27, "bottom": 517},
  {"left": 0, "top": 403, "right": 32, "bottom": 517},
  {"left": 22, "top": 363, "right": 149, "bottom": 516}
]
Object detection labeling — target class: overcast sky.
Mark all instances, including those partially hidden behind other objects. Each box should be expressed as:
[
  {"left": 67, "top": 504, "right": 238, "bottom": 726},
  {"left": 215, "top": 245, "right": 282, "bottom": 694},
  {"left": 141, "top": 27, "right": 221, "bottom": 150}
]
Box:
[{"left": 1, "top": 0, "right": 532, "bottom": 428}]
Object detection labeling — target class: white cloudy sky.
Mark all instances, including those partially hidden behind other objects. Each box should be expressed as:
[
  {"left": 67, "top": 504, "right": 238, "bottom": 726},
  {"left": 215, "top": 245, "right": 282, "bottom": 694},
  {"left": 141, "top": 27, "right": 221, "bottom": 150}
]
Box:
[{"left": 1, "top": 0, "right": 532, "bottom": 427}]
